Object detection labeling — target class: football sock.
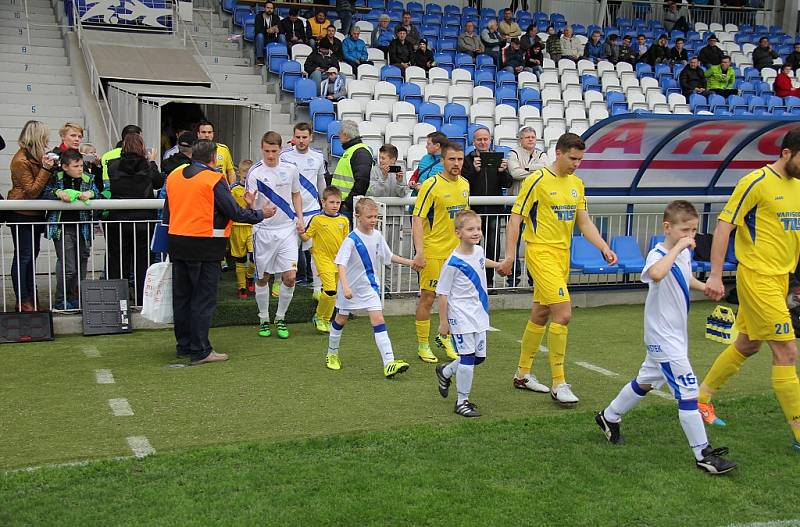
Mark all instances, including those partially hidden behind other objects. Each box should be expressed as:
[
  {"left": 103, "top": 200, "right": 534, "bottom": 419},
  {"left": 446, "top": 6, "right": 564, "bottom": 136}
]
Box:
[
  {"left": 677, "top": 400, "right": 709, "bottom": 461},
  {"left": 373, "top": 324, "right": 395, "bottom": 366},
  {"left": 443, "top": 358, "right": 459, "bottom": 378},
  {"left": 456, "top": 354, "right": 476, "bottom": 404},
  {"left": 548, "top": 322, "right": 568, "bottom": 386},
  {"left": 327, "top": 319, "right": 344, "bottom": 355},
  {"left": 235, "top": 262, "right": 246, "bottom": 289},
  {"left": 772, "top": 365, "right": 800, "bottom": 442},
  {"left": 316, "top": 292, "right": 336, "bottom": 321},
  {"left": 255, "top": 283, "right": 271, "bottom": 322},
  {"left": 276, "top": 282, "right": 295, "bottom": 320},
  {"left": 698, "top": 345, "right": 747, "bottom": 403},
  {"left": 310, "top": 258, "right": 321, "bottom": 291},
  {"left": 415, "top": 319, "right": 430, "bottom": 346},
  {"left": 604, "top": 380, "right": 647, "bottom": 422},
  {"left": 246, "top": 257, "right": 255, "bottom": 280},
  {"left": 517, "top": 320, "right": 546, "bottom": 378}
]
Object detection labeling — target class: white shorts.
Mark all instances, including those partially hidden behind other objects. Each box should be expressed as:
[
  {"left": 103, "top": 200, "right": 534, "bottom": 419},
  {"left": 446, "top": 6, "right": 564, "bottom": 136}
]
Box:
[
  {"left": 635, "top": 354, "right": 699, "bottom": 401},
  {"left": 336, "top": 284, "right": 382, "bottom": 312},
  {"left": 452, "top": 331, "right": 487, "bottom": 358},
  {"left": 253, "top": 227, "right": 298, "bottom": 276}
]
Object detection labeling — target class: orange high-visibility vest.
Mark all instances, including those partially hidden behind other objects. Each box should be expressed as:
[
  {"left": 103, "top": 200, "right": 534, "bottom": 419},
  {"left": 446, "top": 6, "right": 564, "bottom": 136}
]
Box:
[{"left": 167, "top": 166, "right": 232, "bottom": 238}]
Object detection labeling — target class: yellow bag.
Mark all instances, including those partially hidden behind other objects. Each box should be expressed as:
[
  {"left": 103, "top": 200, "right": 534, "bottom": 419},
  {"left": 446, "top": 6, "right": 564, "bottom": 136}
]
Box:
[{"left": 705, "top": 305, "right": 737, "bottom": 344}]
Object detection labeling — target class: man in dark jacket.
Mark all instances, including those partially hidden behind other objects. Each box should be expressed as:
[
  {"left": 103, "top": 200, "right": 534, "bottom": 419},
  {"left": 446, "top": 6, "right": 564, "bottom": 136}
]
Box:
[
  {"left": 785, "top": 42, "right": 800, "bottom": 72},
  {"left": 321, "top": 25, "right": 344, "bottom": 61},
  {"left": 619, "top": 35, "right": 636, "bottom": 65},
  {"left": 460, "top": 127, "right": 513, "bottom": 287},
  {"left": 502, "top": 37, "right": 528, "bottom": 75},
  {"left": 669, "top": 38, "right": 689, "bottom": 64},
  {"left": 163, "top": 140, "right": 274, "bottom": 365},
  {"left": 254, "top": 1, "right": 282, "bottom": 66},
  {"left": 279, "top": 8, "right": 308, "bottom": 57},
  {"left": 161, "top": 131, "right": 195, "bottom": 178},
  {"left": 304, "top": 38, "right": 339, "bottom": 86},
  {"left": 331, "top": 120, "right": 372, "bottom": 221},
  {"left": 388, "top": 27, "right": 415, "bottom": 71},
  {"left": 698, "top": 35, "right": 724, "bottom": 66},
  {"left": 644, "top": 34, "right": 670, "bottom": 66},
  {"left": 752, "top": 36, "right": 779, "bottom": 71},
  {"left": 679, "top": 56, "right": 707, "bottom": 96}
]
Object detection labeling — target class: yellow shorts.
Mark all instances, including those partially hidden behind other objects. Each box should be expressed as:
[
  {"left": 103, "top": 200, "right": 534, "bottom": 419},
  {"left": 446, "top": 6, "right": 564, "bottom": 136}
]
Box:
[
  {"left": 229, "top": 224, "right": 253, "bottom": 258},
  {"left": 734, "top": 265, "right": 793, "bottom": 341},
  {"left": 315, "top": 257, "right": 337, "bottom": 292},
  {"left": 419, "top": 257, "right": 445, "bottom": 291},
  {"left": 526, "top": 244, "right": 570, "bottom": 306}
]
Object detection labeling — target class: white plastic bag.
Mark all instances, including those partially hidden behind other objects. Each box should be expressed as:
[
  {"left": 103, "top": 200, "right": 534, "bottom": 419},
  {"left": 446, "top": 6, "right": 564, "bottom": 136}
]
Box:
[{"left": 141, "top": 260, "right": 173, "bottom": 324}]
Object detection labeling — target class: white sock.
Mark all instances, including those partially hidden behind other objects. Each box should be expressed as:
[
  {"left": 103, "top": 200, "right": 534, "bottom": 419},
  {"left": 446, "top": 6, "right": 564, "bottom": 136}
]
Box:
[
  {"left": 373, "top": 324, "right": 394, "bottom": 366},
  {"left": 276, "top": 282, "right": 295, "bottom": 320},
  {"left": 443, "top": 358, "right": 459, "bottom": 378},
  {"left": 255, "top": 283, "right": 271, "bottom": 322},
  {"left": 604, "top": 380, "right": 647, "bottom": 423},
  {"left": 311, "top": 258, "right": 321, "bottom": 291},
  {"left": 328, "top": 319, "right": 344, "bottom": 355},
  {"left": 679, "top": 406, "right": 709, "bottom": 461},
  {"left": 456, "top": 360, "right": 475, "bottom": 404}
]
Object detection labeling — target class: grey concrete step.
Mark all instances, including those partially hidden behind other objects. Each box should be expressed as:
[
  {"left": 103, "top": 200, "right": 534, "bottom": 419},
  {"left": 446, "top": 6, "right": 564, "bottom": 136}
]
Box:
[
  {"left": 197, "top": 55, "right": 251, "bottom": 66},
  {"left": 0, "top": 11, "right": 57, "bottom": 24},
  {"left": 0, "top": 43, "right": 66, "bottom": 56},
  {"left": 0, "top": 35, "right": 65, "bottom": 47},
  {"left": 0, "top": 61, "right": 73, "bottom": 75},
  {"left": 3, "top": 115, "right": 82, "bottom": 129},
  {"left": 0, "top": 103, "right": 83, "bottom": 118},
  {"left": 197, "top": 46, "right": 242, "bottom": 58},
  {"left": 0, "top": 52, "right": 68, "bottom": 65},
  {"left": 1, "top": 71, "right": 75, "bottom": 85},
  {"left": 4, "top": 25, "right": 62, "bottom": 39},
  {"left": 211, "top": 83, "right": 267, "bottom": 95},
  {"left": 0, "top": 2, "right": 56, "bottom": 14},
  {"left": 212, "top": 73, "right": 263, "bottom": 85},
  {"left": 204, "top": 63, "right": 258, "bottom": 74},
  {"left": 2, "top": 93, "right": 80, "bottom": 106},
  {"left": 193, "top": 39, "right": 240, "bottom": 51},
  {"left": 0, "top": 81, "right": 76, "bottom": 95}
]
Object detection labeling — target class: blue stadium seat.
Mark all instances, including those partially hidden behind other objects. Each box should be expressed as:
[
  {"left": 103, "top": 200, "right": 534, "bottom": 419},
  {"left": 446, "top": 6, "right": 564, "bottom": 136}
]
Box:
[
  {"left": 610, "top": 236, "right": 646, "bottom": 273},
  {"left": 267, "top": 43, "right": 289, "bottom": 74},
  {"left": 571, "top": 237, "right": 619, "bottom": 274},
  {"left": 310, "top": 98, "right": 335, "bottom": 134},
  {"left": 441, "top": 123, "right": 466, "bottom": 146},
  {"left": 439, "top": 38, "right": 458, "bottom": 53},
  {"left": 423, "top": 14, "right": 443, "bottom": 26},
  {"left": 767, "top": 95, "right": 787, "bottom": 114},
  {"left": 707, "top": 93, "right": 726, "bottom": 111},
  {"left": 496, "top": 70, "right": 517, "bottom": 90},
  {"left": 421, "top": 24, "right": 439, "bottom": 39},
  {"left": 689, "top": 93, "right": 710, "bottom": 113},
  {"left": 222, "top": 0, "right": 236, "bottom": 13},
  {"left": 233, "top": 3, "right": 251, "bottom": 27},
  {"left": 441, "top": 26, "right": 460, "bottom": 39},
  {"left": 328, "top": 121, "right": 344, "bottom": 156},
  {"left": 293, "top": 79, "right": 317, "bottom": 105},
  {"left": 495, "top": 86, "right": 518, "bottom": 109},
  {"left": 475, "top": 69, "right": 496, "bottom": 89},
  {"left": 454, "top": 53, "right": 475, "bottom": 76},
  {"left": 434, "top": 52, "right": 455, "bottom": 71},
  {"left": 399, "top": 82, "right": 423, "bottom": 110},
  {"left": 407, "top": 1, "right": 424, "bottom": 13},
  {"left": 280, "top": 61, "right": 302, "bottom": 93},
  {"left": 607, "top": 91, "right": 626, "bottom": 112},
  {"left": 419, "top": 102, "right": 443, "bottom": 128},
  {"left": 519, "top": 87, "right": 541, "bottom": 109},
  {"left": 426, "top": 3, "right": 443, "bottom": 15},
  {"left": 444, "top": 5, "right": 461, "bottom": 16},
  {"left": 243, "top": 13, "right": 256, "bottom": 41},
  {"left": 381, "top": 65, "right": 403, "bottom": 90},
  {"left": 636, "top": 63, "right": 654, "bottom": 79},
  {"left": 444, "top": 102, "right": 468, "bottom": 130},
  {"left": 443, "top": 15, "right": 461, "bottom": 28}
]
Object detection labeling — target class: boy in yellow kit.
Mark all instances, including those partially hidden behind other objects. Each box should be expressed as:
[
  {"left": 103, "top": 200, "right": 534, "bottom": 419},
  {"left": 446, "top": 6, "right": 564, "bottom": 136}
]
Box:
[
  {"left": 230, "top": 159, "right": 256, "bottom": 299},
  {"left": 301, "top": 187, "right": 350, "bottom": 333},
  {"left": 497, "top": 133, "right": 617, "bottom": 405}
]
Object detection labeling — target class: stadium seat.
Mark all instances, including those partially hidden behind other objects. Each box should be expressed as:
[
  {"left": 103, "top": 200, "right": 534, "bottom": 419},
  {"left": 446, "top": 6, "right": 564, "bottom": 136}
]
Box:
[
  {"left": 571, "top": 237, "right": 619, "bottom": 274},
  {"left": 444, "top": 102, "right": 469, "bottom": 130},
  {"left": 310, "top": 99, "right": 336, "bottom": 135},
  {"left": 357, "top": 64, "right": 381, "bottom": 83},
  {"left": 424, "top": 84, "right": 449, "bottom": 111},
  {"left": 280, "top": 61, "right": 302, "bottom": 93},
  {"left": 407, "top": 143, "right": 427, "bottom": 169},
  {"left": 441, "top": 123, "right": 466, "bottom": 146},
  {"left": 293, "top": 78, "right": 316, "bottom": 106},
  {"left": 451, "top": 68, "right": 473, "bottom": 87},
  {"left": 393, "top": 101, "right": 418, "bottom": 130},
  {"left": 399, "top": 82, "right": 423, "bottom": 110},
  {"left": 380, "top": 65, "right": 403, "bottom": 90},
  {"left": 429, "top": 67, "right": 451, "bottom": 87},
  {"left": 610, "top": 236, "right": 646, "bottom": 273},
  {"left": 268, "top": 43, "right": 290, "bottom": 74},
  {"left": 337, "top": 99, "right": 364, "bottom": 121},
  {"left": 413, "top": 122, "right": 436, "bottom": 144},
  {"left": 347, "top": 80, "right": 374, "bottom": 109},
  {"left": 494, "top": 104, "right": 519, "bottom": 128},
  {"left": 365, "top": 100, "right": 392, "bottom": 133},
  {"left": 374, "top": 81, "right": 399, "bottom": 104},
  {"left": 494, "top": 124, "right": 518, "bottom": 148},
  {"left": 470, "top": 103, "right": 494, "bottom": 128},
  {"left": 405, "top": 65, "right": 428, "bottom": 86},
  {"left": 358, "top": 121, "right": 383, "bottom": 154},
  {"left": 385, "top": 122, "right": 413, "bottom": 158},
  {"left": 419, "top": 101, "right": 443, "bottom": 128},
  {"left": 447, "top": 85, "right": 472, "bottom": 110}
]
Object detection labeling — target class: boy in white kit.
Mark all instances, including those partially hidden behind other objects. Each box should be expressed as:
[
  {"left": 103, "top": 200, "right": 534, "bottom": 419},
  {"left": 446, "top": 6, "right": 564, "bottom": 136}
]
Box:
[
  {"left": 246, "top": 131, "right": 305, "bottom": 339},
  {"left": 595, "top": 200, "right": 737, "bottom": 474},
  {"left": 435, "top": 210, "right": 499, "bottom": 418},
  {"left": 326, "top": 198, "right": 414, "bottom": 378}
]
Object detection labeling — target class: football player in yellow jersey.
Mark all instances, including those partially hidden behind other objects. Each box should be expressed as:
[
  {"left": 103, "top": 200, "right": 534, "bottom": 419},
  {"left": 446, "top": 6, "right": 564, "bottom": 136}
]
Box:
[
  {"left": 699, "top": 127, "right": 800, "bottom": 452},
  {"left": 230, "top": 159, "right": 256, "bottom": 299},
  {"left": 497, "top": 133, "right": 617, "bottom": 405},
  {"left": 196, "top": 120, "right": 236, "bottom": 183},
  {"left": 301, "top": 187, "right": 350, "bottom": 333},
  {"left": 412, "top": 142, "right": 470, "bottom": 364}
]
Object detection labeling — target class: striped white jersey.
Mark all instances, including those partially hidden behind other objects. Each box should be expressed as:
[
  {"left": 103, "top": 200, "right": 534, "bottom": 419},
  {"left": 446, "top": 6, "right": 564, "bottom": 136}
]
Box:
[
  {"left": 246, "top": 160, "right": 301, "bottom": 231},
  {"left": 436, "top": 245, "right": 490, "bottom": 334},
  {"left": 280, "top": 146, "right": 327, "bottom": 218}
]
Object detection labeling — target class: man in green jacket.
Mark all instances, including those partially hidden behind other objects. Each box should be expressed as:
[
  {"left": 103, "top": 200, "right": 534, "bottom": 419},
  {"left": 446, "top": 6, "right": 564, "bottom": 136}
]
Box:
[{"left": 705, "top": 55, "right": 737, "bottom": 98}]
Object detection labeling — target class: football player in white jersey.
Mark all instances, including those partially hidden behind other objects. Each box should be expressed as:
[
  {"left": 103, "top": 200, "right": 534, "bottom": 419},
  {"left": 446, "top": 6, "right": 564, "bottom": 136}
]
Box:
[
  {"left": 246, "top": 131, "right": 304, "bottom": 340},
  {"left": 280, "top": 123, "right": 328, "bottom": 297},
  {"left": 325, "top": 198, "right": 415, "bottom": 378},
  {"left": 595, "top": 201, "right": 736, "bottom": 474},
  {"left": 434, "top": 210, "right": 499, "bottom": 418}
]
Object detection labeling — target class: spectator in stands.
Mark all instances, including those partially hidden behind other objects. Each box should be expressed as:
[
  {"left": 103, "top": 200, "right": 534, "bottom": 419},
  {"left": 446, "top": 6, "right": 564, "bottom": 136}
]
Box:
[
  {"left": 162, "top": 132, "right": 196, "bottom": 178},
  {"left": 663, "top": 0, "right": 690, "bottom": 33},
  {"left": 320, "top": 67, "right": 347, "bottom": 102},
  {"left": 698, "top": 35, "right": 724, "bottom": 66},
  {"left": 752, "top": 36, "right": 779, "bottom": 71},
  {"left": 481, "top": 19, "right": 504, "bottom": 65},
  {"left": 322, "top": 25, "right": 344, "bottom": 61},
  {"left": 503, "top": 38, "right": 530, "bottom": 75},
  {"left": 499, "top": 8, "right": 522, "bottom": 41},
  {"left": 336, "top": 0, "right": 356, "bottom": 38},
  {"left": 525, "top": 41, "right": 544, "bottom": 76},
  {"left": 343, "top": 26, "right": 373, "bottom": 73},
  {"left": 461, "top": 127, "right": 512, "bottom": 287},
  {"left": 705, "top": 55, "right": 737, "bottom": 97},
  {"left": 280, "top": 8, "right": 309, "bottom": 57},
  {"left": 366, "top": 144, "right": 408, "bottom": 265},
  {"left": 408, "top": 131, "right": 447, "bottom": 194},
  {"left": 195, "top": 120, "right": 235, "bottom": 183},
  {"left": 8, "top": 120, "right": 55, "bottom": 312},
  {"left": 305, "top": 37, "right": 340, "bottom": 87},
  {"left": 412, "top": 39, "right": 435, "bottom": 70},
  {"left": 604, "top": 33, "right": 620, "bottom": 64},
  {"left": 679, "top": 56, "right": 707, "bottom": 96},
  {"left": 79, "top": 143, "right": 104, "bottom": 195},
  {"left": 545, "top": 25, "right": 561, "bottom": 62},
  {"left": 561, "top": 26, "right": 582, "bottom": 62},
  {"left": 633, "top": 34, "right": 648, "bottom": 63},
  {"left": 583, "top": 30, "right": 604, "bottom": 63},
  {"left": 520, "top": 24, "right": 541, "bottom": 51},
  {"left": 773, "top": 63, "right": 800, "bottom": 97},
  {"left": 105, "top": 132, "right": 164, "bottom": 304},
  {"left": 371, "top": 14, "right": 394, "bottom": 56},
  {"left": 254, "top": 1, "right": 282, "bottom": 66},
  {"left": 670, "top": 37, "right": 689, "bottom": 65},
  {"left": 644, "top": 34, "right": 670, "bottom": 66},
  {"left": 458, "top": 21, "right": 484, "bottom": 57},
  {"left": 332, "top": 120, "right": 372, "bottom": 220},
  {"left": 306, "top": 9, "right": 331, "bottom": 48},
  {"left": 389, "top": 26, "right": 415, "bottom": 71},
  {"left": 53, "top": 122, "right": 83, "bottom": 157},
  {"left": 619, "top": 35, "right": 636, "bottom": 65},
  {"left": 399, "top": 11, "right": 421, "bottom": 48},
  {"left": 784, "top": 42, "right": 800, "bottom": 72}
]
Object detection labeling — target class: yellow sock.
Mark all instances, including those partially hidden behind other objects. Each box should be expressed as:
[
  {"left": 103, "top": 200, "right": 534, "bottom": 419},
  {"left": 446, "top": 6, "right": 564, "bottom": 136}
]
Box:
[
  {"left": 246, "top": 261, "right": 255, "bottom": 280},
  {"left": 415, "top": 319, "right": 430, "bottom": 346},
  {"left": 772, "top": 365, "right": 800, "bottom": 442},
  {"left": 316, "top": 293, "right": 336, "bottom": 321},
  {"left": 548, "top": 322, "right": 568, "bottom": 386},
  {"left": 517, "top": 320, "right": 546, "bottom": 377},
  {"left": 698, "top": 345, "right": 747, "bottom": 403},
  {"left": 235, "top": 262, "right": 246, "bottom": 289}
]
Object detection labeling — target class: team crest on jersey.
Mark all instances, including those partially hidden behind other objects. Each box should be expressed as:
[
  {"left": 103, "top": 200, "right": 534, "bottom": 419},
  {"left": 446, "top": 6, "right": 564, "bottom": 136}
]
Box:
[
  {"left": 571, "top": 189, "right": 578, "bottom": 198},
  {"left": 462, "top": 190, "right": 468, "bottom": 197},
  {"left": 479, "top": 258, "right": 485, "bottom": 269},
  {"left": 477, "top": 340, "right": 485, "bottom": 352}
]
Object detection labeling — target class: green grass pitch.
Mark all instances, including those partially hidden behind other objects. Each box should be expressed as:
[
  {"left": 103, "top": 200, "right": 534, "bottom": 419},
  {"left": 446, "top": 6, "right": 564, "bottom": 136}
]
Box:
[{"left": 0, "top": 301, "right": 797, "bottom": 526}]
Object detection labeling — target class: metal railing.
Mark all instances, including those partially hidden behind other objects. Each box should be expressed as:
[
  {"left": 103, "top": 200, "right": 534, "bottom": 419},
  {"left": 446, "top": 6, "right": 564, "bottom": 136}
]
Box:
[{"left": 173, "top": 6, "right": 226, "bottom": 94}]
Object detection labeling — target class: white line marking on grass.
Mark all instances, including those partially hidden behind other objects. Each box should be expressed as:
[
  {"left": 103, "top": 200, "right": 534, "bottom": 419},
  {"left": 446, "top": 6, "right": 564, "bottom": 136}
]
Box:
[
  {"left": 126, "top": 436, "right": 155, "bottom": 458},
  {"left": 574, "top": 361, "right": 619, "bottom": 377},
  {"left": 515, "top": 340, "right": 549, "bottom": 352},
  {"left": 95, "top": 369, "right": 115, "bottom": 384},
  {"left": 650, "top": 389, "right": 673, "bottom": 400},
  {"left": 82, "top": 346, "right": 100, "bottom": 358},
  {"left": 6, "top": 456, "right": 132, "bottom": 474},
  {"left": 725, "top": 521, "right": 800, "bottom": 527},
  {"left": 108, "top": 398, "right": 134, "bottom": 416},
  {"left": 487, "top": 326, "right": 501, "bottom": 332}
]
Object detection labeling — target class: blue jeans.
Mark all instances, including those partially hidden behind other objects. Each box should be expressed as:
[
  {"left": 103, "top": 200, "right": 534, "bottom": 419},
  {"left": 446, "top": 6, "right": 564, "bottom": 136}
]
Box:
[
  {"left": 339, "top": 11, "right": 353, "bottom": 38},
  {"left": 310, "top": 69, "right": 323, "bottom": 91},
  {"left": 8, "top": 212, "right": 44, "bottom": 309},
  {"left": 255, "top": 33, "right": 286, "bottom": 60}
]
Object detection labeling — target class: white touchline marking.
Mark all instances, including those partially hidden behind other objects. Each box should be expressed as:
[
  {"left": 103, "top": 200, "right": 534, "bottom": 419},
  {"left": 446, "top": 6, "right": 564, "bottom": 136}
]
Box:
[
  {"left": 126, "top": 436, "right": 155, "bottom": 458},
  {"left": 95, "top": 369, "right": 115, "bottom": 384},
  {"left": 487, "top": 326, "right": 501, "bottom": 332},
  {"left": 108, "top": 398, "right": 134, "bottom": 417},
  {"left": 82, "top": 346, "right": 100, "bottom": 358},
  {"left": 726, "top": 521, "right": 800, "bottom": 527},
  {"left": 574, "top": 361, "right": 618, "bottom": 377},
  {"left": 515, "top": 340, "right": 549, "bottom": 352},
  {"left": 6, "top": 456, "right": 132, "bottom": 474}
]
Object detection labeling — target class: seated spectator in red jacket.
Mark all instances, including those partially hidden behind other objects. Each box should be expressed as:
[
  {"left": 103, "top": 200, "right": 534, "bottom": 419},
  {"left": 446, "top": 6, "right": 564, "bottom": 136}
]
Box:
[{"left": 773, "top": 64, "right": 800, "bottom": 97}]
